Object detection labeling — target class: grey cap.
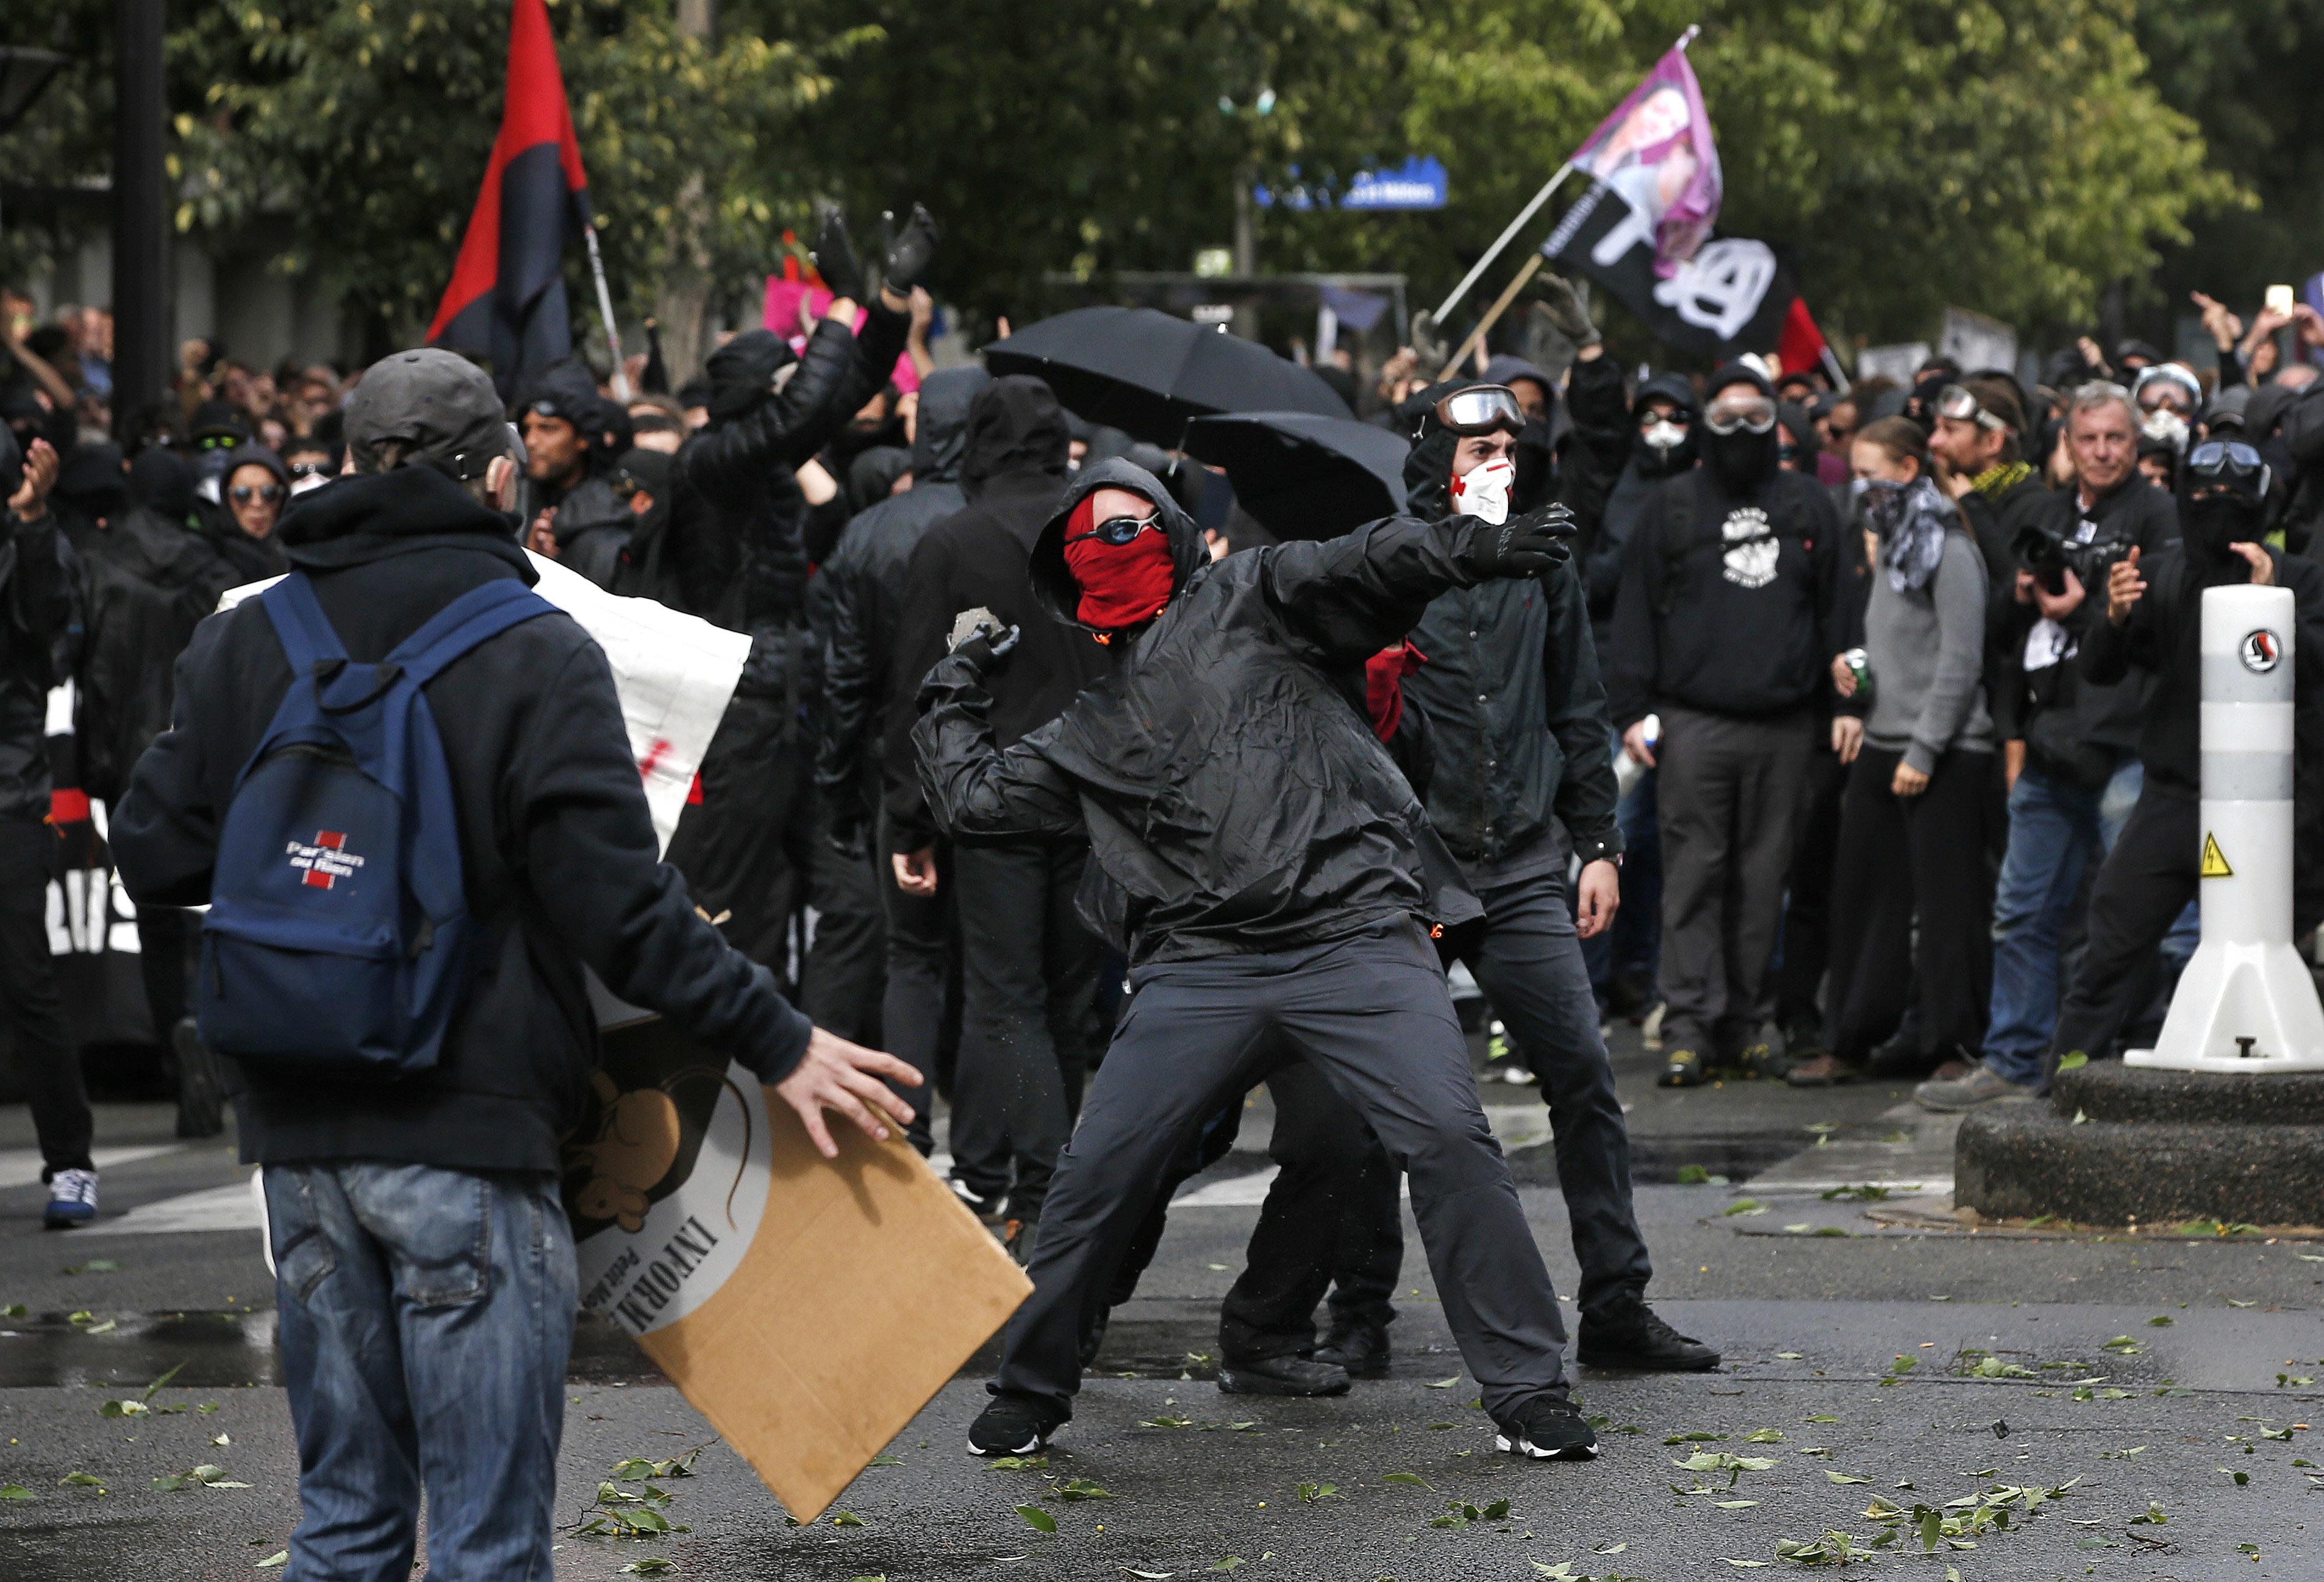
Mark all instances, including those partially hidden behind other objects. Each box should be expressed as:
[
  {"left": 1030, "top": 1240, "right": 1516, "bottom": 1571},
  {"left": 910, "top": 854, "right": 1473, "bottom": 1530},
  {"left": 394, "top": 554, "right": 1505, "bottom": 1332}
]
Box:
[{"left": 345, "top": 348, "right": 514, "bottom": 481}]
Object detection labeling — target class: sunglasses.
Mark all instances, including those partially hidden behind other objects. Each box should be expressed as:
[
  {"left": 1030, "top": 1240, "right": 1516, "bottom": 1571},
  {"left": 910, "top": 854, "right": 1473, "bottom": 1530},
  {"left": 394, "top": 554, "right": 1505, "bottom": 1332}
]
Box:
[
  {"left": 1704, "top": 400, "right": 1776, "bottom": 436},
  {"left": 1065, "top": 512, "right": 1162, "bottom": 547},
  {"left": 1434, "top": 384, "right": 1526, "bottom": 437},
  {"left": 1936, "top": 384, "right": 2011, "bottom": 433},
  {"left": 288, "top": 460, "right": 333, "bottom": 479},
  {"left": 231, "top": 483, "right": 285, "bottom": 505}
]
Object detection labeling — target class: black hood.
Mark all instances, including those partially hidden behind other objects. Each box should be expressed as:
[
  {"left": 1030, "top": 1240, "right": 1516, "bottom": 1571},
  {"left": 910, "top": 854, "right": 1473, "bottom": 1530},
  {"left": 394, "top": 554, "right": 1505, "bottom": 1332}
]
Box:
[
  {"left": 847, "top": 444, "right": 912, "bottom": 511},
  {"left": 126, "top": 447, "right": 199, "bottom": 522},
  {"left": 912, "top": 366, "right": 990, "bottom": 484},
  {"left": 274, "top": 465, "right": 534, "bottom": 579},
  {"left": 517, "top": 358, "right": 602, "bottom": 427},
  {"left": 1634, "top": 371, "right": 1697, "bottom": 419},
  {"left": 56, "top": 441, "right": 128, "bottom": 521},
  {"left": 1400, "top": 378, "right": 1490, "bottom": 519},
  {"left": 1700, "top": 363, "right": 1779, "bottom": 495},
  {"left": 960, "top": 375, "right": 1071, "bottom": 499},
  {"left": 2246, "top": 381, "right": 2303, "bottom": 444},
  {"left": 704, "top": 329, "right": 796, "bottom": 422},
  {"left": 1631, "top": 371, "right": 1700, "bottom": 479},
  {"left": 1028, "top": 457, "right": 1209, "bottom": 632},
  {"left": 224, "top": 444, "right": 290, "bottom": 490}
]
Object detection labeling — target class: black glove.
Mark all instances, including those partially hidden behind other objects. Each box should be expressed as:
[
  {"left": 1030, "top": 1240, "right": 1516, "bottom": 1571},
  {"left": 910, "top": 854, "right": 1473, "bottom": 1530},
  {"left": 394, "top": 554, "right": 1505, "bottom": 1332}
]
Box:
[
  {"left": 813, "top": 207, "right": 865, "bottom": 303},
  {"left": 1454, "top": 503, "right": 1577, "bottom": 580},
  {"left": 884, "top": 203, "right": 939, "bottom": 296},
  {"left": 951, "top": 619, "right": 1021, "bottom": 674},
  {"left": 1532, "top": 273, "right": 1600, "bottom": 347}
]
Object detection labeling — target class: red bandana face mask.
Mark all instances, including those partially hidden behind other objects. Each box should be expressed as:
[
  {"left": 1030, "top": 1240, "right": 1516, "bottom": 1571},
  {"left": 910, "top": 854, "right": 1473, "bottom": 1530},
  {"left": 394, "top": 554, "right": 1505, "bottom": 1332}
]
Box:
[{"left": 1062, "top": 496, "right": 1176, "bottom": 630}]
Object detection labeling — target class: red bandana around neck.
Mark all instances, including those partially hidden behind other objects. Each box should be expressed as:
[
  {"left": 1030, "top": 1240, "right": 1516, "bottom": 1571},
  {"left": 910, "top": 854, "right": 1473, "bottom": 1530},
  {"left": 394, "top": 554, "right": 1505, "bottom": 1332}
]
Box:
[{"left": 1062, "top": 495, "right": 1176, "bottom": 630}]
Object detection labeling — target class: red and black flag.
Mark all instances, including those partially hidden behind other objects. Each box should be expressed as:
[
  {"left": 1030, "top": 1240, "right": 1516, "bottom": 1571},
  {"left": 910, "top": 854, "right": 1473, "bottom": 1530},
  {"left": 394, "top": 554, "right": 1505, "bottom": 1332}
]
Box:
[{"left": 426, "top": 0, "right": 590, "bottom": 397}]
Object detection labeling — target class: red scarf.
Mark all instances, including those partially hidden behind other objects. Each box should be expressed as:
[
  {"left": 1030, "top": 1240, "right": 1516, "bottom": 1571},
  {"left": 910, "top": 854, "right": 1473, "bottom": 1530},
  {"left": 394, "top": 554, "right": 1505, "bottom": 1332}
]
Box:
[
  {"left": 1365, "top": 640, "right": 1426, "bottom": 741},
  {"left": 1062, "top": 496, "right": 1176, "bottom": 630}
]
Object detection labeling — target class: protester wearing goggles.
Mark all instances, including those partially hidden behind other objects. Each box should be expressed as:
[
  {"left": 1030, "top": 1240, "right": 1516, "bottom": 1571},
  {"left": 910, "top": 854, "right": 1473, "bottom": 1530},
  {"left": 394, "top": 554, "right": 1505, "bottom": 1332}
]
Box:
[
  {"left": 281, "top": 440, "right": 341, "bottom": 497},
  {"left": 1925, "top": 376, "right": 2040, "bottom": 611},
  {"left": 1603, "top": 362, "right": 1845, "bottom": 1090}
]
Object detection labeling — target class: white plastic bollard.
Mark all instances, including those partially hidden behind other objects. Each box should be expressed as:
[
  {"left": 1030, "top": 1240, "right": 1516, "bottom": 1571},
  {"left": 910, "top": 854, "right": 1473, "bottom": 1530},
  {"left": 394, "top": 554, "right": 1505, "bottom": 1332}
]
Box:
[{"left": 2128, "top": 583, "right": 2324, "bottom": 1071}]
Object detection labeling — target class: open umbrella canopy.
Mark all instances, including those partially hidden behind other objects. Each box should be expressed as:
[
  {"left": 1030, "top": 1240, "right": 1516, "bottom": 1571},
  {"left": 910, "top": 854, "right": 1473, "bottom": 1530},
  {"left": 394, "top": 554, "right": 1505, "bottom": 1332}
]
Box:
[
  {"left": 1182, "top": 411, "right": 1410, "bottom": 541},
  {"left": 984, "top": 306, "right": 1353, "bottom": 445}
]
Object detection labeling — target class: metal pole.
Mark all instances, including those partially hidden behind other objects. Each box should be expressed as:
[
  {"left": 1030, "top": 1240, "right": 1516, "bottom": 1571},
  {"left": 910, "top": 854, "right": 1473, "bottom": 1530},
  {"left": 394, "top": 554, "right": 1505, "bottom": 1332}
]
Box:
[
  {"left": 1431, "top": 164, "right": 1570, "bottom": 326},
  {"left": 582, "top": 221, "right": 631, "bottom": 402},
  {"left": 112, "top": 0, "right": 169, "bottom": 418}
]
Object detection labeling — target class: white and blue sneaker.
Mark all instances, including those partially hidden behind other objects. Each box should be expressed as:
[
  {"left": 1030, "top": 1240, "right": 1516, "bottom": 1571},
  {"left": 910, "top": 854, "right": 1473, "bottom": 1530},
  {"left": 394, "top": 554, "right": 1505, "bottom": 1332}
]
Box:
[{"left": 45, "top": 1168, "right": 98, "bottom": 1230}]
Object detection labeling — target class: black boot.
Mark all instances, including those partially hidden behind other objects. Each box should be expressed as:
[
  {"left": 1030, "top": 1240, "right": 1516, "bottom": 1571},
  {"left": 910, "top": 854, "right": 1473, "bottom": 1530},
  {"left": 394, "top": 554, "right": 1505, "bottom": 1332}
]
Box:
[
  {"left": 1312, "top": 1324, "right": 1390, "bottom": 1379},
  {"left": 1576, "top": 1289, "right": 1721, "bottom": 1371},
  {"left": 1217, "top": 1354, "right": 1351, "bottom": 1397}
]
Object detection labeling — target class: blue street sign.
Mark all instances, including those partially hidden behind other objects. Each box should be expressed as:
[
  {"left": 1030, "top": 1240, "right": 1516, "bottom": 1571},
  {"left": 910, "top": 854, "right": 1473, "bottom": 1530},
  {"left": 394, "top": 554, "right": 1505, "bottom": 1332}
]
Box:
[{"left": 1255, "top": 157, "right": 1448, "bottom": 212}]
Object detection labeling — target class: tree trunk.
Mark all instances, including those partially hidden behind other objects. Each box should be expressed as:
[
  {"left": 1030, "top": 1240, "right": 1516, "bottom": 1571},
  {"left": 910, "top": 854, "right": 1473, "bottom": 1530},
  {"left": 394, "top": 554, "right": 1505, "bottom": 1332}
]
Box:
[{"left": 654, "top": 0, "right": 717, "bottom": 391}]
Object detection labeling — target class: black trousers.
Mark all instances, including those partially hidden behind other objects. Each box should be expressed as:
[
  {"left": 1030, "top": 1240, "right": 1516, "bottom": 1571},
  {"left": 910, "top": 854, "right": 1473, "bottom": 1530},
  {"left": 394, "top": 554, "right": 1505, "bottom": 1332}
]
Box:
[
  {"left": 1825, "top": 746, "right": 1995, "bottom": 1060},
  {"left": 878, "top": 820, "right": 955, "bottom": 1156},
  {"left": 138, "top": 903, "right": 194, "bottom": 1043},
  {"left": 665, "top": 696, "right": 810, "bottom": 987},
  {"left": 0, "top": 819, "right": 88, "bottom": 1177},
  {"left": 1220, "top": 864, "right": 1653, "bottom": 1360},
  {"left": 800, "top": 808, "right": 886, "bottom": 1047},
  {"left": 992, "top": 921, "right": 1570, "bottom": 1422},
  {"left": 950, "top": 836, "right": 1099, "bottom": 1219},
  {"left": 1773, "top": 745, "right": 1850, "bottom": 1039},
  {"left": 2051, "top": 782, "right": 2203, "bottom": 1064}
]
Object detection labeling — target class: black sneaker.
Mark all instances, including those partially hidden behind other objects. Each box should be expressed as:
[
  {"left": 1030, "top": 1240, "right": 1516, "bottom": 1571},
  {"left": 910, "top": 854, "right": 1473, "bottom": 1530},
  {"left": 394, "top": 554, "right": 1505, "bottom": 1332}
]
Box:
[
  {"left": 173, "top": 1019, "right": 226, "bottom": 1139},
  {"left": 1312, "top": 1325, "right": 1390, "bottom": 1379},
  {"left": 1493, "top": 1393, "right": 1598, "bottom": 1460},
  {"left": 1577, "top": 1291, "right": 1721, "bottom": 1372},
  {"left": 1657, "top": 1047, "right": 1705, "bottom": 1088},
  {"left": 1217, "top": 1355, "right": 1351, "bottom": 1397},
  {"left": 968, "top": 1391, "right": 1066, "bottom": 1457}
]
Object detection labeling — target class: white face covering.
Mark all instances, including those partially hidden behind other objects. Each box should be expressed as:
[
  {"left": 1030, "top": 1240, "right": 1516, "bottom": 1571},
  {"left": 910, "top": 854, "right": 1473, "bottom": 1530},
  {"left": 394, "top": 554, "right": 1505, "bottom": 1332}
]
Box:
[
  {"left": 1451, "top": 456, "right": 1515, "bottom": 525},
  {"left": 1642, "top": 418, "right": 1688, "bottom": 453}
]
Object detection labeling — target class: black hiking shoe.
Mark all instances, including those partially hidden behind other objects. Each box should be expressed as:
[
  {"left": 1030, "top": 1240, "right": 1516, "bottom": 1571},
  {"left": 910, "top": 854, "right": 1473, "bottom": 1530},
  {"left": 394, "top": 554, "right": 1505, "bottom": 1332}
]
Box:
[
  {"left": 967, "top": 1391, "right": 1067, "bottom": 1457},
  {"left": 1217, "top": 1355, "right": 1351, "bottom": 1397},
  {"left": 1578, "top": 1291, "right": 1722, "bottom": 1372},
  {"left": 1312, "top": 1325, "right": 1390, "bottom": 1379},
  {"left": 1493, "top": 1393, "right": 1599, "bottom": 1460}
]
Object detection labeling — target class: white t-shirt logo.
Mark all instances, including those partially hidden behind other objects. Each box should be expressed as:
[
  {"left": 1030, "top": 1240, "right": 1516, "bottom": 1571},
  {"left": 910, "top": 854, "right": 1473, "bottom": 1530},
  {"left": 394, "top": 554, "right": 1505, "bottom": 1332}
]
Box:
[{"left": 1720, "top": 505, "right": 1778, "bottom": 590}]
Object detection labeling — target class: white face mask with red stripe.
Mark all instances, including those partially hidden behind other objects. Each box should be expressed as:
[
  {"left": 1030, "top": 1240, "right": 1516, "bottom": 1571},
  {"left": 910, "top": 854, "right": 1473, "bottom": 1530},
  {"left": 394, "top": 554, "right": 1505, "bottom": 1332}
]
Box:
[{"left": 1451, "top": 457, "right": 1514, "bottom": 526}]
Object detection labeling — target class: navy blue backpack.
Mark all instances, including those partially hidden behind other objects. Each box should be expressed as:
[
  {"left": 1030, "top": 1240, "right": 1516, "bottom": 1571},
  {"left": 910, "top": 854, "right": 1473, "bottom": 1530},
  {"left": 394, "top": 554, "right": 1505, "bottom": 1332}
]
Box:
[{"left": 198, "top": 571, "right": 556, "bottom": 1078}]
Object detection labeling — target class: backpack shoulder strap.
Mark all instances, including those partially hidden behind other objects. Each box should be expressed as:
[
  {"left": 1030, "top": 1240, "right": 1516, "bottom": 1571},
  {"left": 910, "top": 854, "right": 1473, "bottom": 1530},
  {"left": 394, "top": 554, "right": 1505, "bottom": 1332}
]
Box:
[
  {"left": 388, "top": 577, "right": 558, "bottom": 686},
  {"left": 256, "top": 572, "right": 348, "bottom": 675}
]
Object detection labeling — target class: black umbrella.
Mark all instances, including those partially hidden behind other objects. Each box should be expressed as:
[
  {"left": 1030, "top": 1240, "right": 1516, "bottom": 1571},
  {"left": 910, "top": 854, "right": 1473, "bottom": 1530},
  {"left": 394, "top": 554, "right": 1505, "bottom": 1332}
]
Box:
[
  {"left": 1182, "top": 411, "right": 1409, "bottom": 541},
  {"left": 984, "top": 307, "right": 1353, "bottom": 444}
]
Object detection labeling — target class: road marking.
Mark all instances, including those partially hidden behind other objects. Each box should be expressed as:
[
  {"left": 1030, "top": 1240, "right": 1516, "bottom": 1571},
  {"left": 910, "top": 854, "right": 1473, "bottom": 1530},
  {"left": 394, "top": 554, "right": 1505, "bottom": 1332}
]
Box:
[
  {"left": 82, "top": 1177, "right": 263, "bottom": 1236},
  {"left": 0, "top": 1144, "right": 180, "bottom": 1191}
]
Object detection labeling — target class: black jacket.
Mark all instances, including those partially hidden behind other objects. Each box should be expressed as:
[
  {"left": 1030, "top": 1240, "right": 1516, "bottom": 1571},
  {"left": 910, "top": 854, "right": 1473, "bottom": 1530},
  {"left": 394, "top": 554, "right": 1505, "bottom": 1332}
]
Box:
[
  {"left": 73, "top": 504, "right": 241, "bottom": 803},
  {"left": 882, "top": 376, "right": 1104, "bottom": 852},
  {"left": 1604, "top": 464, "right": 1843, "bottom": 728},
  {"left": 1578, "top": 369, "right": 1697, "bottom": 632},
  {"left": 0, "top": 504, "right": 76, "bottom": 823},
  {"left": 913, "top": 457, "right": 1489, "bottom": 964},
  {"left": 544, "top": 472, "right": 634, "bottom": 591},
  {"left": 1398, "top": 401, "right": 1621, "bottom": 868},
  {"left": 111, "top": 466, "right": 811, "bottom": 1174},
  {"left": 816, "top": 366, "right": 989, "bottom": 829},
  {"left": 2081, "top": 537, "right": 2324, "bottom": 927}
]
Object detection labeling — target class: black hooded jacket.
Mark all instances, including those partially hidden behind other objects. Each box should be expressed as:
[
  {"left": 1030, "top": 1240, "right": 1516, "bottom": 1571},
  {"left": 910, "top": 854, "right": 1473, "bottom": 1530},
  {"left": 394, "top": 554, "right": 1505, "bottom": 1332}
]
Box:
[
  {"left": 882, "top": 376, "right": 1103, "bottom": 852},
  {"left": 1583, "top": 369, "right": 1697, "bottom": 629},
  {"left": 1399, "top": 395, "right": 1622, "bottom": 871},
  {"left": 912, "top": 457, "right": 1494, "bottom": 964},
  {"left": 817, "top": 366, "right": 990, "bottom": 827},
  {"left": 111, "top": 465, "right": 812, "bottom": 1174},
  {"left": 0, "top": 431, "right": 77, "bottom": 823},
  {"left": 518, "top": 361, "right": 632, "bottom": 587}
]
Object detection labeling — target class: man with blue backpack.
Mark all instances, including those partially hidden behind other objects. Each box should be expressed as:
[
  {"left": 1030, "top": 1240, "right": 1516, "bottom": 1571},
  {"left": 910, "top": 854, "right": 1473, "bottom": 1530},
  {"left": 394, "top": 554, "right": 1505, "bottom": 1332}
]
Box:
[{"left": 112, "top": 346, "right": 917, "bottom": 1582}]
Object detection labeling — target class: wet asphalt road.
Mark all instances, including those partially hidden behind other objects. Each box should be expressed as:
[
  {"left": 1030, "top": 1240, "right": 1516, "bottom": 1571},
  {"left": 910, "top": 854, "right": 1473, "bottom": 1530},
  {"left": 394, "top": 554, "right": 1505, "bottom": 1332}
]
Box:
[{"left": 3, "top": 1031, "right": 2322, "bottom": 1580}]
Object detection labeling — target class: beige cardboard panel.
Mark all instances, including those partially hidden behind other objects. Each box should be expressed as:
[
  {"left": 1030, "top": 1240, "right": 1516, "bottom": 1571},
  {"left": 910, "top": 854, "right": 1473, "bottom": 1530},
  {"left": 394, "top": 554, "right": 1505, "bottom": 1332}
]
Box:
[{"left": 637, "top": 1089, "right": 1031, "bottom": 1522}]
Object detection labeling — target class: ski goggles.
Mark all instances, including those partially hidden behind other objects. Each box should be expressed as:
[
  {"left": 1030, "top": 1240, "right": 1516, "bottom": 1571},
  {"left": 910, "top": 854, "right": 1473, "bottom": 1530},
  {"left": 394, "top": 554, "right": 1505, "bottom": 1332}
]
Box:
[
  {"left": 1434, "top": 384, "right": 1527, "bottom": 437},
  {"left": 1935, "top": 383, "right": 2012, "bottom": 433},
  {"left": 1703, "top": 394, "right": 1776, "bottom": 435},
  {"left": 1064, "top": 511, "right": 1163, "bottom": 547},
  {"left": 2186, "top": 438, "right": 2271, "bottom": 495},
  {"left": 2133, "top": 366, "right": 2200, "bottom": 416}
]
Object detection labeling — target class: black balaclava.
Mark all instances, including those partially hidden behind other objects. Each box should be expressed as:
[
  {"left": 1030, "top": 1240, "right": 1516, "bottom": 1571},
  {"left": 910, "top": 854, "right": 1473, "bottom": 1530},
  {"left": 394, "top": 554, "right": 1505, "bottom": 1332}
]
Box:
[
  {"left": 1701, "top": 365, "right": 1779, "bottom": 496},
  {"left": 2179, "top": 451, "right": 2270, "bottom": 565},
  {"left": 1632, "top": 371, "right": 1698, "bottom": 480}
]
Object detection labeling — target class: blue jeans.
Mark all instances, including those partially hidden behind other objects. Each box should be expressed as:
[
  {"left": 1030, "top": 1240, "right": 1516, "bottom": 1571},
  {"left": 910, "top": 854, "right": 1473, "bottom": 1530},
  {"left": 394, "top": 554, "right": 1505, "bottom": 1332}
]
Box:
[
  {"left": 265, "top": 1163, "right": 576, "bottom": 1582},
  {"left": 1983, "top": 758, "right": 2139, "bottom": 1085}
]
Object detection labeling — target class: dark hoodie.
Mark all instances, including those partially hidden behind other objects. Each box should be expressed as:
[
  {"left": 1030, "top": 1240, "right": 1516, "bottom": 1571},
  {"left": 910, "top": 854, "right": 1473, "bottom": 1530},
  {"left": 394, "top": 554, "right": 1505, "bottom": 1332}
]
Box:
[
  {"left": 1396, "top": 394, "right": 1621, "bottom": 873},
  {"left": 1604, "top": 365, "right": 1844, "bottom": 727},
  {"left": 518, "top": 360, "right": 631, "bottom": 591},
  {"left": 815, "top": 365, "right": 989, "bottom": 827},
  {"left": 1581, "top": 368, "right": 1696, "bottom": 627},
  {"left": 913, "top": 457, "right": 1492, "bottom": 963},
  {"left": 112, "top": 464, "right": 812, "bottom": 1173},
  {"left": 882, "top": 376, "right": 1101, "bottom": 852},
  {"left": 0, "top": 424, "right": 77, "bottom": 823}
]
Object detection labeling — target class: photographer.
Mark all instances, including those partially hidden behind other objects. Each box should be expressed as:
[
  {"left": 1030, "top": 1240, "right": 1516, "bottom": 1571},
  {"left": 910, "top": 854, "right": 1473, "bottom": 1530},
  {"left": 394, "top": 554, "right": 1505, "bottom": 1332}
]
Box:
[
  {"left": 1918, "top": 382, "right": 2177, "bottom": 1109},
  {"left": 2045, "top": 441, "right": 2324, "bottom": 1067}
]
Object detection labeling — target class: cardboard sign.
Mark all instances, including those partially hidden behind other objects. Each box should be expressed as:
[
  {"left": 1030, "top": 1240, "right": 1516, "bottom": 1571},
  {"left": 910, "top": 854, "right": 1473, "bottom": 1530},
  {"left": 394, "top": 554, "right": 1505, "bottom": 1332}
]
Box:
[{"left": 563, "top": 1018, "right": 1031, "bottom": 1520}]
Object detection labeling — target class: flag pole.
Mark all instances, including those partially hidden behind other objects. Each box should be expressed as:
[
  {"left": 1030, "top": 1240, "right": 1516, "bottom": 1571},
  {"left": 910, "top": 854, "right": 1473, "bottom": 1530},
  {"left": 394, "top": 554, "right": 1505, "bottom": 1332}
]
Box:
[
  {"left": 1438, "top": 252, "right": 1544, "bottom": 380},
  {"left": 582, "top": 219, "right": 632, "bottom": 401},
  {"left": 1429, "top": 23, "right": 1701, "bottom": 327}
]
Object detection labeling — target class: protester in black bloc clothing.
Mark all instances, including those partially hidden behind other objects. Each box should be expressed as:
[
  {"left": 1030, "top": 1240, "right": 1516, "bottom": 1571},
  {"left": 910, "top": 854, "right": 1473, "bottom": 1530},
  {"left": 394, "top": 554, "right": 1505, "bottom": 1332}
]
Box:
[
  {"left": 1195, "top": 369, "right": 1716, "bottom": 1393},
  {"left": 820, "top": 366, "right": 991, "bottom": 1149},
  {"left": 1606, "top": 363, "right": 1844, "bottom": 1088},
  {"left": 515, "top": 358, "right": 631, "bottom": 587},
  {"left": 917, "top": 455, "right": 1604, "bottom": 1464},
  {"left": 2028, "top": 440, "right": 2324, "bottom": 1072},
  {"left": 884, "top": 376, "right": 1107, "bottom": 1256},
  {"left": 110, "top": 347, "right": 916, "bottom": 1582},
  {"left": 0, "top": 429, "right": 91, "bottom": 1227},
  {"left": 629, "top": 206, "right": 932, "bottom": 987}
]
